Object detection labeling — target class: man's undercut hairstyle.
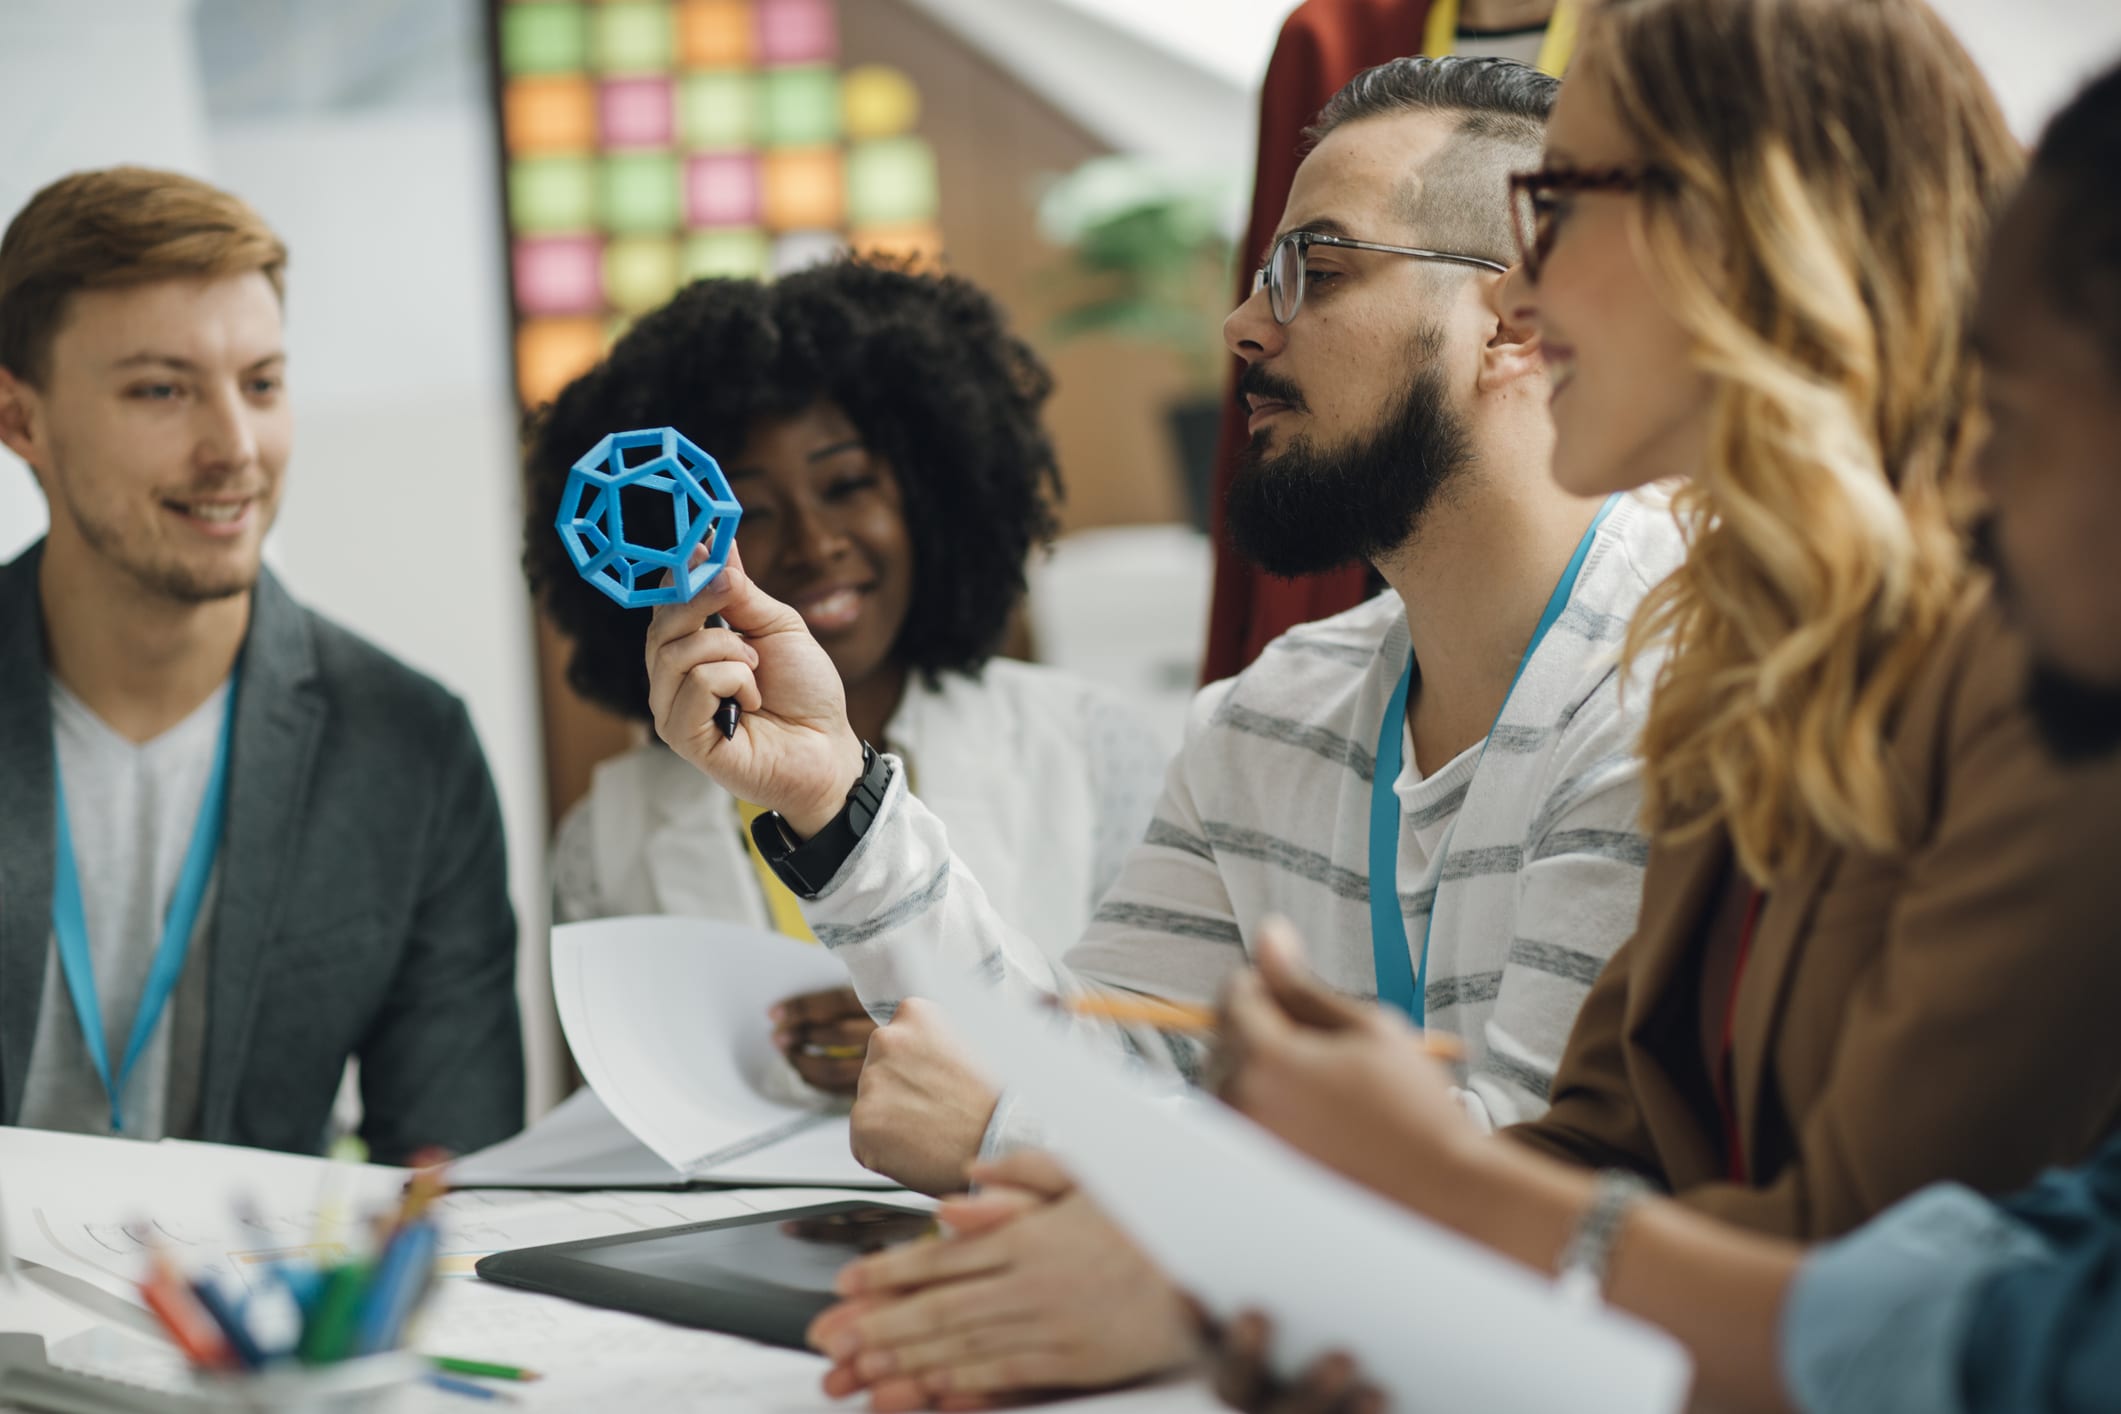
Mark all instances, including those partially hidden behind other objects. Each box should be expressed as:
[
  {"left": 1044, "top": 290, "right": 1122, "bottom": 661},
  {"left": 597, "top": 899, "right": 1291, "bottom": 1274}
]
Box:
[
  {"left": 2032, "top": 62, "right": 2121, "bottom": 373},
  {"left": 1305, "top": 55, "right": 1559, "bottom": 263},
  {"left": 0, "top": 166, "right": 288, "bottom": 387}
]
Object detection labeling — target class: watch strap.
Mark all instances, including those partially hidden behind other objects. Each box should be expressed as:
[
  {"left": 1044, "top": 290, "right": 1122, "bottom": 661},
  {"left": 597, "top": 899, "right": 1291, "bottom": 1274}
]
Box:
[
  {"left": 1555, "top": 1169, "right": 1655, "bottom": 1308},
  {"left": 749, "top": 743, "right": 892, "bottom": 899}
]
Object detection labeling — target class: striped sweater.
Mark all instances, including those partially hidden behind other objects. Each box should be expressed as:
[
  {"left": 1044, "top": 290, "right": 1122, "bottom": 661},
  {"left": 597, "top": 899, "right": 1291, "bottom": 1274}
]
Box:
[{"left": 806, "top": 491, "right": 1688, "bottom": 1129}]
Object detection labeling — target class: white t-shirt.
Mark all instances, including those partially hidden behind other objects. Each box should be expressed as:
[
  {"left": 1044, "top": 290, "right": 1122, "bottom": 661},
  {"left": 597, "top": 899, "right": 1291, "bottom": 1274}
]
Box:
[
  {"left": 18, "top": 679, "right": 227, "bottom": 1140},
  {"left": 551, "top": 659, "right": 1171, "bottom": 964}
]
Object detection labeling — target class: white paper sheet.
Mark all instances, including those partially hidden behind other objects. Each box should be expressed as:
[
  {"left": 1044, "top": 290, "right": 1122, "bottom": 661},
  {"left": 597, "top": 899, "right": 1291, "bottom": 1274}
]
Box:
[
  {"left": 454, "top": 916, "right": 894, "bottom": 1189},
  {"left": 910, "top": 958, "right": 1696, "bottom": 1414}
]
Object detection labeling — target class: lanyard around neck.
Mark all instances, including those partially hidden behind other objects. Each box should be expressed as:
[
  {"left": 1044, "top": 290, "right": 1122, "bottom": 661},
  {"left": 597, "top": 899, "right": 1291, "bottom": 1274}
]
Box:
[
  {"left": 1368, "top": 496, "right": 1618, "bottom": 1021},
  {"left": 50, "top": 678, "right": 239, "bottom": 1133},
  {"left": 1423, "top": 0, "right": 1581, "bottom": 75}
]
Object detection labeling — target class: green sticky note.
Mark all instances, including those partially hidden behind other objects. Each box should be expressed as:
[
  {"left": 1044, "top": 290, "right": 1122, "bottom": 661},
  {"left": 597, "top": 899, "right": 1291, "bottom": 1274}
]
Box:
[
  {"left": 847, "top": 137, "right": 938, "bottom": 227},
  {"left": 501, "top": 4, "right": 588, "bottom": 76},
  {"left": 605, "top": 237, "right": 681, "bottom": 314},
  {"left": 602, "top": 152, "right": 681, "bottom": 234},
  {"left": 759, "top": 66, "right": 841, "bottom": 147},
  {"left": 684, "top": 230, "right": 770, "bottom": 281},
  {"left": 509, "top": 155, "right": 599, "bottom": 232},
  {"left": 593, "top": 2, "right": 674, "bottom": 73},
  {"left": 680, "top": 71, "right": 756, "bottom": 149}
]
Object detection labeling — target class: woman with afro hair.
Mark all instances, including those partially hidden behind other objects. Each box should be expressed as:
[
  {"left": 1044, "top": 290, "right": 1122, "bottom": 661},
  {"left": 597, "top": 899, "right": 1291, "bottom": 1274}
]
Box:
[{"left": 522, "top": 256, "right": 1168, "bottom": 1092}]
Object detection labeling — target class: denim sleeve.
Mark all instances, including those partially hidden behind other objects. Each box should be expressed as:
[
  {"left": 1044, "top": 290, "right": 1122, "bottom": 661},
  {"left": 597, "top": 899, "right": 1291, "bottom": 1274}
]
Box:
[{"left": 1780, "top": 1184, "right": 2051, "bottom": 1414}]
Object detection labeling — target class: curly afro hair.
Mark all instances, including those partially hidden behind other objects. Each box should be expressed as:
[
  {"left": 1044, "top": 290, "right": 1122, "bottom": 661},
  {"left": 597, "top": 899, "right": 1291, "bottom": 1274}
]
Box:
[{"left": 521, "top": 256, "right": 1063, "bottom": 722}]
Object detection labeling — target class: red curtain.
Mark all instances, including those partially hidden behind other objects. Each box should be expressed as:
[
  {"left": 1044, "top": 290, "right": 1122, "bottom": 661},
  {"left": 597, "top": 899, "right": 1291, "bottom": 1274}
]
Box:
[{"left": 1201, "top": 0, "right": 1435, "bottom": 684}]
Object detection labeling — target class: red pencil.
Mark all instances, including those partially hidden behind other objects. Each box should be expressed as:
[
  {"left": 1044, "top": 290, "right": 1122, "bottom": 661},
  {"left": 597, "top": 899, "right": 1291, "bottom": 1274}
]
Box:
[{"left": 140, "top": 1255, "right": 238, "bottom": 1370}]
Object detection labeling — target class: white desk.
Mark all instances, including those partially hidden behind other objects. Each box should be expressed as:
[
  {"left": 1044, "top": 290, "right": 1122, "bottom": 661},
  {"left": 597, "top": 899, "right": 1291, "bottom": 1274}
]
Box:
[{"left": 0, "top": 1127, "right": 1216, "bottom": 1413}]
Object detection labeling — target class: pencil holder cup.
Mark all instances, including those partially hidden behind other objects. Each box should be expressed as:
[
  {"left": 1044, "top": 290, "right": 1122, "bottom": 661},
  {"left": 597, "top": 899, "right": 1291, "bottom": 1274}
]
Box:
[
  {"left": 555, "top": 426, "right": 743, "bottom": 609},
  {"left": 195, "top": 1350, "right": 423, "bottom": 1412}
]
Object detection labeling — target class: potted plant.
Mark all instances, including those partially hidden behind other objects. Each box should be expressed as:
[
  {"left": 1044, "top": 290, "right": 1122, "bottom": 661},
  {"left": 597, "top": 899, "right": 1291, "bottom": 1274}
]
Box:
[{"left": 1037, "top": 156, "right": 1236, "bottom": 530}]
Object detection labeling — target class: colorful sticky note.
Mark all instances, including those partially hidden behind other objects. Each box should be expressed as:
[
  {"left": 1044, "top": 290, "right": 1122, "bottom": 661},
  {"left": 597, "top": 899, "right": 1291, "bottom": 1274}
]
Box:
[
  {"left": 684, "top": 230, "right": 771, "bottom": 281},
  {"left": 762, "top": 147, "right": 843, "bottom": 230},
  {"left": 505, "top": 76, "right": 596, "bottom": 154},
  {"left": 592, "top": 2, "right": 675, "bottom": 73},
  {"left": 841, "top": 65, "right": 919, "bottom": 141},
  {"left": 514, "top": 235, "right": 605, "bottom": 316},
  {"left": 501, "top": 3, "right": 589, "bottom": 75},
  {"left": 679, "top": 71, "right": 755, "bottom": 148},
  {"left": 771, "top": 229, "right": 845, "bottom": 276},
  {"left": 757, "top": 0, "right": 837, "bottom": 65},
  {"left": 509, "top": 156, "right": 599, "bottom": 232},
  {"left": 602, "top": 153, "right": 682, "bottom": 233},
  {"left": 517, "top": 317, "right": 608, "bottom": 408},
  {"left": 846, "top": 137, "right": 938, "bottom": 227},
  {"left": 605, "top": 237, "right": 683, "bottom": 314},
  {"left": 600, "top": 76, "right": 675, "bottom": 147},
  {"left": 679, "top": 0, "right": 754, "bottom": 67},
  {"left": 686, "top": 153, "right": 762, "bottom": 227},
  {"left": 760, "top": 66, "right": 840, "bottom": 147}
]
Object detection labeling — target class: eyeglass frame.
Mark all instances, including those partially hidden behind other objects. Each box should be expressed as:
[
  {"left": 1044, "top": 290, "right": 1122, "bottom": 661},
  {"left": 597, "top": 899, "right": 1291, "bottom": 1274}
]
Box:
[
  {"left": 1252, "top": 229, "right": 1509, "bottom": 326},
  {"left": 1508, "top": 165, "right": 1675, "bottom": 283}
]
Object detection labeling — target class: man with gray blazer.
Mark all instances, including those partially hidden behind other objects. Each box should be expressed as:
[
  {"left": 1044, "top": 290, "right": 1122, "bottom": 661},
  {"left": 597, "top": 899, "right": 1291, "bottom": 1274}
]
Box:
[{"left": 0, "top": 167, "right": 522, "bottom": 1163}]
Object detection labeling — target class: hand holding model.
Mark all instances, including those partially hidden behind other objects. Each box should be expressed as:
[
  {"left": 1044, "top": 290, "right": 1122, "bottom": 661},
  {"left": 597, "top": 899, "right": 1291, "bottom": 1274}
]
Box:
[{"left": 646, "top": 543, "right": 868, "bottom": 840}]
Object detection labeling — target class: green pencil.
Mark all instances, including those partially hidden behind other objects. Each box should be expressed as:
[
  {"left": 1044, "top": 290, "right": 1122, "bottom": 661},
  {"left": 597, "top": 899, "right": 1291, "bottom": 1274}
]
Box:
[
  {"left": 299, "top": 1264, "right": 369, "bottom": 1365},
  {"left": 431, "top": 1356, "right": 542, "bottom": 1382}
]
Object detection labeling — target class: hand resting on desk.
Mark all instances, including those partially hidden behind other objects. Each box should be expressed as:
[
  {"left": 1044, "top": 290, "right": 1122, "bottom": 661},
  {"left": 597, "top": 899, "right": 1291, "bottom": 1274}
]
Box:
[{"left": 809, "top": 1152, "right": 1202, "bottom": 1409}]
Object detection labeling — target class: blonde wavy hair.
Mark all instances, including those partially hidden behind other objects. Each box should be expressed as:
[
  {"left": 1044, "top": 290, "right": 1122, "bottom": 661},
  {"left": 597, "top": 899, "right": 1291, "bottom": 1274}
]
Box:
[{"left": 1585, "top": 0, "right": 2022, "bottom": 882}]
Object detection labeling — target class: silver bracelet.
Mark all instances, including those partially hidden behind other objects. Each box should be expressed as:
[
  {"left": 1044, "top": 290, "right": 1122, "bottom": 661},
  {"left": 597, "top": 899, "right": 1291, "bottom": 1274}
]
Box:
[{"left": 1555, "top": 1169, "right": 1655, "bottom": 1308}]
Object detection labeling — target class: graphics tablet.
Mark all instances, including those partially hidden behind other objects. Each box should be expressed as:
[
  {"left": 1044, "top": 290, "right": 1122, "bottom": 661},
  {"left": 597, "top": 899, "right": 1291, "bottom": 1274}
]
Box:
[{"left": 474, "top": 1200, "right": 937, "bottom": 1349}]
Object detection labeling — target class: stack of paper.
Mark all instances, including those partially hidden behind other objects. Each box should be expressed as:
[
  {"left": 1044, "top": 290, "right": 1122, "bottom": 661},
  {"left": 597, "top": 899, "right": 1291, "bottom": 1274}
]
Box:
[{"left": 452, "top": 917, "right": 894, "bottom": 1191}]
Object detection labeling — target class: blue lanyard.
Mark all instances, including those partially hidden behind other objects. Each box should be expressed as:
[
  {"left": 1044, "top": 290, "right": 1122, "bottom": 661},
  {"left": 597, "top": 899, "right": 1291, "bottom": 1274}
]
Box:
[
  {"left": 1368, "top": 496, "right": 1619, "bottom": 1022},
  {"left": 50, "top": 678, "right": 239, "bottom": 1133}
]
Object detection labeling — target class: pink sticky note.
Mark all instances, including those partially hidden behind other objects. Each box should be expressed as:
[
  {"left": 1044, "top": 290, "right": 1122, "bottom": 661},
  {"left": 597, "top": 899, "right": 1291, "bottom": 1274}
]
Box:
[
  {"left": 600, "top": 76, "right": 675, "bottom": 148},
  {"left": 757, "top": 0, "right": 837, "bottom": 64},
  {"left": 514, "top": 235, "right": 605, "bottom": 315},
  {"left": 686, "top": 152, "right": 763, "bottom": 227}
]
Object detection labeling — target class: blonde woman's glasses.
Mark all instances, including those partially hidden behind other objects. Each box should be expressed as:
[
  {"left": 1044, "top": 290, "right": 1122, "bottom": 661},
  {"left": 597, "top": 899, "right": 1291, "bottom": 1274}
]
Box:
[
  {"left": 1509, "top": 166, "right": 1674, "bottom": 283},
  {"left": 1253, "top": 230, "right": 1508, "bottom": 325}
]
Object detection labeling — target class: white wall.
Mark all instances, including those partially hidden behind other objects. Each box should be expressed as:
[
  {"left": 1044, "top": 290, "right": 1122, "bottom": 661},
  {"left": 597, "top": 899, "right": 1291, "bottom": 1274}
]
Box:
[
  {"left": 0, "top": 0, "right": 563, "bottom": 1122},
  {"left": 0, "top": 0, "right": 214, "bottom": 557}
]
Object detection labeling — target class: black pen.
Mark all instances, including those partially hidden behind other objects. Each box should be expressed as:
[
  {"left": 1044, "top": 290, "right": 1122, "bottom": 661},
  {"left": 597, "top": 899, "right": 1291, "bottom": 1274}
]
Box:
[{"left": 707, "top": 613, "right": 742, "bottom": 739}]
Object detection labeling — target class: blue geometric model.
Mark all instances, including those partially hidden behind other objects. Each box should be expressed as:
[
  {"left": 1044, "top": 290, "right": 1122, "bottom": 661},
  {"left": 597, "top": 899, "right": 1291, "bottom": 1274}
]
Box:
[{"left": 555, "top": 427, "right": 743, "bottom": 609}]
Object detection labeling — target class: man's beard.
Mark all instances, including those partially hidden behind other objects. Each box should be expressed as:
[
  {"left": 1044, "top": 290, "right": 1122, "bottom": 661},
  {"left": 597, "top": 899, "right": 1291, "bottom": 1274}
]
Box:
[
  {"left": 1225, "top": 334, "right": 1471, "bottom": 578},
  {"left": 1971, "top": 515, "right": 2121, "bottom": 761},
  {"left": 57, "top": 476, "right": 259, "bottom": 604}
]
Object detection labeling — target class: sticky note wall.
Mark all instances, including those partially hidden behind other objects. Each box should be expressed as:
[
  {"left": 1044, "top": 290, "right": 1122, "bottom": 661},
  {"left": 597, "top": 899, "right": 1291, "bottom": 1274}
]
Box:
[{"left": 497, "top": 0, "right": 942, "bottom": 407}]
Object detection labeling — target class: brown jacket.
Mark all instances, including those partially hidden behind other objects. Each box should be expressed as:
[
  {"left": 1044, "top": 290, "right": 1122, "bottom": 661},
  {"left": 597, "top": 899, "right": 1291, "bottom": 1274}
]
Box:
[{"left": 1508, "top": 587, "right": 2121, "bottom": 1239}]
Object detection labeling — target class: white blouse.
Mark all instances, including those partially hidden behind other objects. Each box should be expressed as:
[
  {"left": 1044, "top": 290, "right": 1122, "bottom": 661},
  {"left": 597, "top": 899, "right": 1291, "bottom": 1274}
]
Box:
[{"left": 551, "top": 658, "right": 1172, "bottom": 962}]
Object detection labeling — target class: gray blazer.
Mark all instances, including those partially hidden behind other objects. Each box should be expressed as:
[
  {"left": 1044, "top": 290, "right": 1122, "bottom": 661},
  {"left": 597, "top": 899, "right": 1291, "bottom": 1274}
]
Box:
[{"left": 0, "top": 543, "right": 524, "bottom": 1162}]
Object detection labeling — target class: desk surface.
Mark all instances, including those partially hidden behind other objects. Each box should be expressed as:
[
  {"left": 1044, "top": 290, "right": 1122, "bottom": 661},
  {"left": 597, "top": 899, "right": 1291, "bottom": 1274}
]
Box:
[{"left": 0, "top": 1126, "right": 1216, "bottom": 1413}]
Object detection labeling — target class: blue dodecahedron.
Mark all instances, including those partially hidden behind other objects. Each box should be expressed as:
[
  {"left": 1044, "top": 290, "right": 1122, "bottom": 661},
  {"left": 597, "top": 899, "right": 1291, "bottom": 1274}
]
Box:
[{"left": 555, "top": 427, "right": 743, "bottom": 609}]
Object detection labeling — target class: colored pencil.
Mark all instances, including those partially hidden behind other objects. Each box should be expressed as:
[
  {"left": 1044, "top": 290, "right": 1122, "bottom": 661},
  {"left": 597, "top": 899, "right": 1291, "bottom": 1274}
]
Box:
[{"left": 431, "top": 1356, "right": 542, "bottom": 1382}]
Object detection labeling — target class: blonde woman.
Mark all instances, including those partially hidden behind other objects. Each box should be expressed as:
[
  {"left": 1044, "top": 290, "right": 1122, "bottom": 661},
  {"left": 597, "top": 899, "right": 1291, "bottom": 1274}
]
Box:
[{"left": 1216, "top": 0, "right": 2121, "bottom": 1331}]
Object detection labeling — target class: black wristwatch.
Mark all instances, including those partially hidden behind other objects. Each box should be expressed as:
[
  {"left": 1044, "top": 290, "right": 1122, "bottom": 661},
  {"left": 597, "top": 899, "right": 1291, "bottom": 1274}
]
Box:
[{"left": 749, "top": 742, "right": 894, "bottom": 898}]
